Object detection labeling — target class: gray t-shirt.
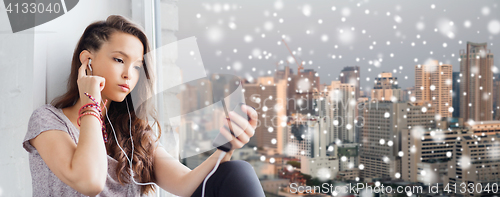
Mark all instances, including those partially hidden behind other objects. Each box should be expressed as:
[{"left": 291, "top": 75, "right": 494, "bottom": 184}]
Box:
[{"left": 23, "top": 104, "right": 150, "bottom": 196}]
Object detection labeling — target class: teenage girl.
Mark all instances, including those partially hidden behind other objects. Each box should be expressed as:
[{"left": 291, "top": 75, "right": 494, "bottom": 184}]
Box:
[{"left": 23, "top": 15, "right": 265, "bottom": 197}]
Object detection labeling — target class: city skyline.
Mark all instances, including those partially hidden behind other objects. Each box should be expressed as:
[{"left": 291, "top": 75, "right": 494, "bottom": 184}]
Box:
[{"left": 175, "top": 1, "right": 500, "bottom": 195}]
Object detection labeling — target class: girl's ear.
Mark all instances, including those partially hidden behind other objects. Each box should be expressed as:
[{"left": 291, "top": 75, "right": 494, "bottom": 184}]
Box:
[{"left": 79, "top": 50, "right": 93, "bottom": 65}]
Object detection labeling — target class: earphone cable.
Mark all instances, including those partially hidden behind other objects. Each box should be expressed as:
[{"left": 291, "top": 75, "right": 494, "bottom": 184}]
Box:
[
  {"left": 202, "top": 151, "right": 226, "bottom": 197},
  {"left": 103, "top": 98, "right": 156, "bottom": 186}
]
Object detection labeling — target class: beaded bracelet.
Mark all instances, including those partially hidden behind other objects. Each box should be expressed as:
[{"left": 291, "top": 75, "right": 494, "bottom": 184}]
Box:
[
  {"left": 80, "top": 108, "right": 101, "bottom": 118},
  {"left": 82, "top": 92, "right": 108, "bottom": 143},
  {"left": 83, "top": 92, "right": 108, "bottom": 106},
  {"left": 102, "top": 126, "right": 108, "bottom": 142},
  {"left": 79, "top": 103, "right": 101, "bottom": 115},
  {"left": 84, "top": 92, "right": 100, "bottom": 106},
  {"left": 77, "top": 111, "right": 108, "bottom": 142},
  {"left": 77, "top": 111, "right": 102, "bottom": 127}
]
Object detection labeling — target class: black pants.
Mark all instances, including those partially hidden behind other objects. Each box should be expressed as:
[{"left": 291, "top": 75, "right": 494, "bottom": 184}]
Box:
[{"left": 190, "top": 160, "right": 265, "bottom": 197}]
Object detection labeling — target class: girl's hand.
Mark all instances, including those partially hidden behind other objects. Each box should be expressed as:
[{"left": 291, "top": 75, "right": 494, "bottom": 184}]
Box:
[
  {"left": 77, "top": 58, "right": 106, "bottom": 104},
  {"left": 219, "top": 105, "right": 258, "bottom": 149}
]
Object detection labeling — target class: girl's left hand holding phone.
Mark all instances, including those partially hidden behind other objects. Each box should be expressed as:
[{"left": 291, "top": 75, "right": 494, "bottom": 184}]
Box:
[{"left": 219, "top": 105, "right": 258, "bottom": 150}]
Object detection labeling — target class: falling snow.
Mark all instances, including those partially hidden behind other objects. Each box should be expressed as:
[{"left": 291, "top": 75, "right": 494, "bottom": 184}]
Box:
[{"left": 177, "top": 1, "right": 500, "bottom": 187}]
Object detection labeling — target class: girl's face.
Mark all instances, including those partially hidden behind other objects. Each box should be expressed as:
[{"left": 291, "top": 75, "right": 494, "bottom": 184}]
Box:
[{"left": 90, "top": 32, "right": 144, "bottom": 102}]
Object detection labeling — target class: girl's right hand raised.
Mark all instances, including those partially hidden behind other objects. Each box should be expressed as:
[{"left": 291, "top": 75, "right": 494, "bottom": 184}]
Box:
[{"left": 77, "top": 58, "right": 106, "bottom": 105}]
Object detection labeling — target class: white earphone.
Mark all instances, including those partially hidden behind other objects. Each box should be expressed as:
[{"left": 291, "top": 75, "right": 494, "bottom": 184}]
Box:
[{"left": 88, "top": 59, "right": 93, "bottom": 75}]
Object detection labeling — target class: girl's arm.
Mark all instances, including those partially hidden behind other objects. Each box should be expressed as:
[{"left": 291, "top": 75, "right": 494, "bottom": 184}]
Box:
[
  {"left": 153, "top": 147, "right": 232, "bottom": 196},
  {"left": 30, "top": 114, "right": 108, "bottom": 196},
  {"left": 30, "top": 62, "right": 108, "bottom": 196},
  {"left": 154, "top": 105, "right": 257, "bottom": 196}
]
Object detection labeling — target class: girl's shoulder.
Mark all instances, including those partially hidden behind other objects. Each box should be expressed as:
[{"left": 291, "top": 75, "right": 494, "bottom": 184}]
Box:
[
  {"left": 23, "top": 104, "right": 71, "bottom": 153},
  {"left": 31, "top": 103, "right": 58, "bottom": 114},
  {"left": 29, "top": 104, "right": 67, "bottom": 126}
]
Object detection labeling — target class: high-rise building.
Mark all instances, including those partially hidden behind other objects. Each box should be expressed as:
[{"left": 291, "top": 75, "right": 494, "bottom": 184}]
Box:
[
  {"left": 402, "top": 86, "right": 416, "bottom": 102},
  {"left": 330, "top": 81, "right": 357, "bottom": 143},
  {"left": 275, "top": 66, "right": 320, "bottom": 116},
  {"left": 358, "top": 101, "right": 435, "bottom": 181},
  {"left": 287, "top": 120, "right": 311, "bottom": 158},
  {"left": 274, "top": 66, "right": 293, "bottom": 82},
  {"left": 286, "top": 114, "right": 339, "bottom": 179},
  {"left": 371, "top": 72, "right": 402, "bottom": 102},
  {"left": 494, "top": 74, "right": 500, "bottom": 120},
  {"left": 244, "top": 77, "right": 288, "bottom": 155},
  {"left": 430, "top": 63, "right": 453, "bottom": 118},
  {"left": 244, "top": 81, "right": 272, "bottom": 149},
  {"left": 459, "top": 42, "right": 494, "bottom": 122},
  {"left": 446, "top": 121, "right": 500, "bottom": 194},
  {"left": 452, "top": 72, "right": 461, "bottom": 118},
  {"left": 415, "top": 60, "right": 453, "bottom": 118},
  {"left": 339, "top": 66, "right": 360, "bottom": 100},
  {"left": 314, "top": 81, "right": 357, "bottom": 143},
  {"left": 358, "top": 102, "right": 401, "bottom": 181},
  {"left": 415, "top": 63, "right": 432, "bottom": 101},
  {"left": 401, "top": 119, "right": 464, "bottom": 184},
  {"left": 287, "top": 114, "right": 330, "bottom": 158},
  {"left": 313, "top": 90, "right": 335, "bottom": 144},
  {"left": 292, "top": 69, "right": 320, "bottom": 115}
]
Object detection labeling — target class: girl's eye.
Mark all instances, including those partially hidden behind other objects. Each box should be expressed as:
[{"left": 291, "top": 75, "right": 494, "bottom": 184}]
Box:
[
  {"left": 114, "top": 58, "right": 124, "bottom": 63},
  {"left": 134, "top": 65, "right": 141, "bottom": 70}
]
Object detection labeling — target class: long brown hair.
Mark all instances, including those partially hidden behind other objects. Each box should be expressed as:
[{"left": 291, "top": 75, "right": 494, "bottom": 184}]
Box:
[{"left": 51, "top": 15, "right": 161, "bottom": 195}]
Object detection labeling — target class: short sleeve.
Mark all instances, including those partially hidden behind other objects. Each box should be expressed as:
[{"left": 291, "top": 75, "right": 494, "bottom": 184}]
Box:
[{"left": 23, "top": 105, "right": 69, "bottom": 153}]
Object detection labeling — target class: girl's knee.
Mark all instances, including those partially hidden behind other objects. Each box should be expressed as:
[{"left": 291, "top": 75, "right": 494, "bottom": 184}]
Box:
[
  {"left": 218, "top": 160, "right": 256, "bottom": 178},
  {"left": 221, "top": 160, "right": 252, "bottom": 169},
  {"left": 216, "top": 160, "right": 265, "bottom": 196}
]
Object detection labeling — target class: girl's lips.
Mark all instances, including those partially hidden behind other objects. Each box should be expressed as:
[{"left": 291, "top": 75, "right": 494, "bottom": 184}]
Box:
[{"left": 119, "top": 85, "right": 129, "bottom": 92}]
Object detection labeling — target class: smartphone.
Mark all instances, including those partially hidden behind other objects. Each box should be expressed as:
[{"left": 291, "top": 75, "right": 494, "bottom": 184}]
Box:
[{"left": 212, "top": 103, "right": 252, "bottom": 152}]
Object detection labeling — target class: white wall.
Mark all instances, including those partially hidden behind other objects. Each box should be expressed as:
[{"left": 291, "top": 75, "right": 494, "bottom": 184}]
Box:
[{"left": 0, "top": 2, "right": 36, "bottom": 196}]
